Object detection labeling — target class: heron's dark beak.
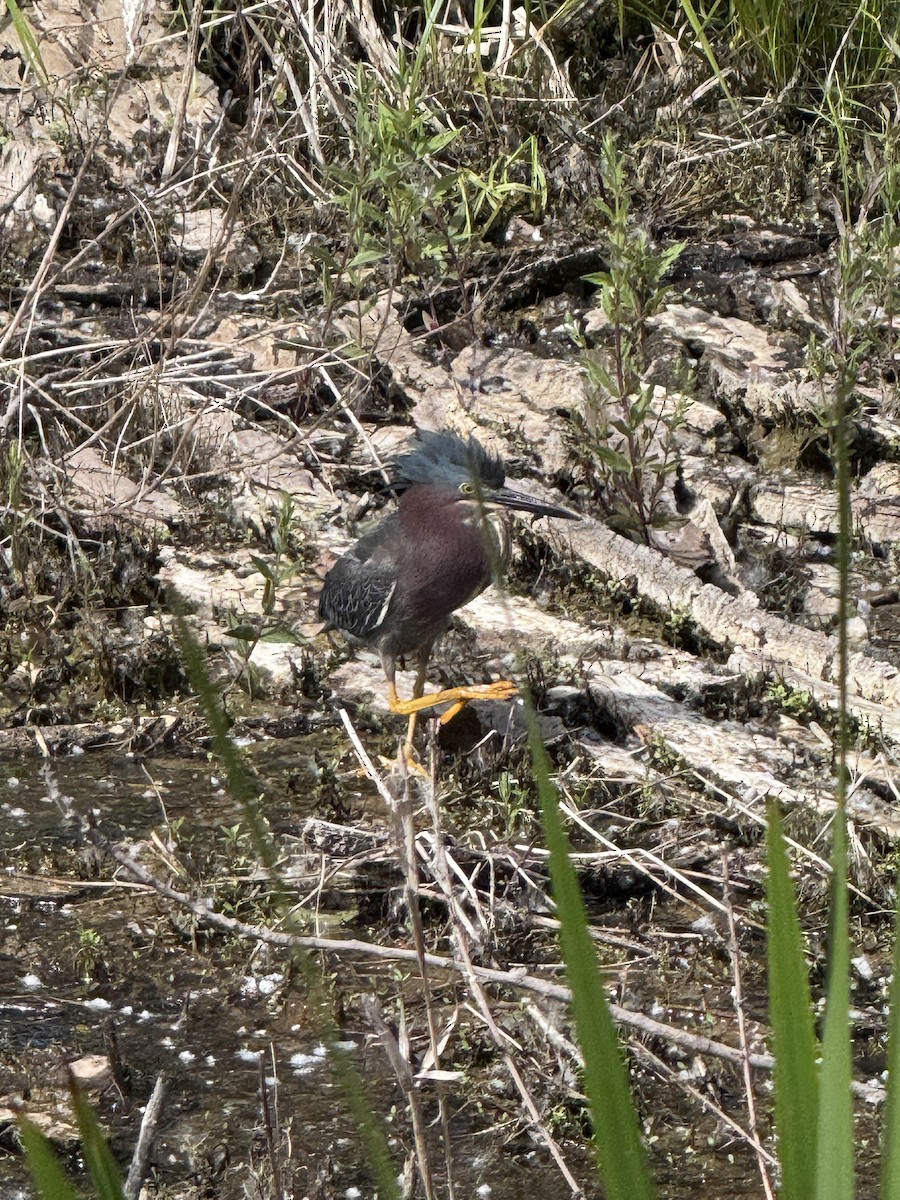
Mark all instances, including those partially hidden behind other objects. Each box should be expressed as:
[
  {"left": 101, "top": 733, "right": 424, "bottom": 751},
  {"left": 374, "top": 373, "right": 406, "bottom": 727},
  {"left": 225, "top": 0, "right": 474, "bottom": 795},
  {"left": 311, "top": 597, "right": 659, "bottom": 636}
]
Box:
[{"left": 491, "top": 486, "right": 579, "bottom": 520}]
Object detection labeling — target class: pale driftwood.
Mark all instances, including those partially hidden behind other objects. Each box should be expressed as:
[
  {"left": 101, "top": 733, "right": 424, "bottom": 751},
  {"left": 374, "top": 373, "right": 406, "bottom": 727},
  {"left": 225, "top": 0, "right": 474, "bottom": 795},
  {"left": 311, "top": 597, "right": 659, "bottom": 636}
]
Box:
[
  {"left": 547, "top": 504, "right": 900, "bottom": 730},
  {"left": 751, "top": 480, "right": 900, "bottom": 545},
  {"left": 584, "top": 668, "right": 827, "bottom": 811}
]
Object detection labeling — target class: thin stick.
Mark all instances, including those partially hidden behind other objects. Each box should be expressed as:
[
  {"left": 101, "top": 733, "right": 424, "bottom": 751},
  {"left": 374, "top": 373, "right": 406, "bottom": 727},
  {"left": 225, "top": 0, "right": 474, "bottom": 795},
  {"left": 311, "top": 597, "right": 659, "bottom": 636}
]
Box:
[
  {"left": 631, "top": 1041, "right": 779, "bottom": 1169},
  {"left": 723, "top": 857, "right": 777, "bottom": 1200},
  {"left": 259, "top": 1052, "right": 285, "bottom": 1200},
  {"left": 124, "top": 1074, "right": 168, "bottom": 1200},
  {"left": 420, "top": 745, "right": 581, "bottom": 1195},
  {"left": 361, "top": 995, "right": 436, "bottom": 1200}
]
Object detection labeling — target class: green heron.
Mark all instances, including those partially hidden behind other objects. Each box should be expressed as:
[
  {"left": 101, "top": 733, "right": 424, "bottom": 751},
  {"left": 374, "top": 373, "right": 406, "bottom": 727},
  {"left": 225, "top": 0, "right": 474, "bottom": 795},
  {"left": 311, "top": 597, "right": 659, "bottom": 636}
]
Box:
[{"left": 319, "top": 428, "right": 578, "bottom": 753}]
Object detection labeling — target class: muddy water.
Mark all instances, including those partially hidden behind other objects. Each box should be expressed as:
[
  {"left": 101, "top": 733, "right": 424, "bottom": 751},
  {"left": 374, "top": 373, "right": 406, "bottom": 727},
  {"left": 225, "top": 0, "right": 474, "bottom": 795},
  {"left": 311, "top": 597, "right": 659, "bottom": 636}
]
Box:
[
  {"left": 3, "top": 727, "right": 882, "bottom": 1200},
  {"left": 0, "top": 746, "right": 367, "bottom": 1196},
  {"left": 0, "top": 744, "right": 597, "bottom": 1199}
]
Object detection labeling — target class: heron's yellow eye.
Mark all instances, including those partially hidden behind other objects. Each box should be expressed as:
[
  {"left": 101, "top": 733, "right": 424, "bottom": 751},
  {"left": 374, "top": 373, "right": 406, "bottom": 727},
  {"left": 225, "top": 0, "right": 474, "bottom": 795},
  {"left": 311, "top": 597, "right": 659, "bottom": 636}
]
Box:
[{"left": 460, "top": 482, "right": 475, "bottom": 495}]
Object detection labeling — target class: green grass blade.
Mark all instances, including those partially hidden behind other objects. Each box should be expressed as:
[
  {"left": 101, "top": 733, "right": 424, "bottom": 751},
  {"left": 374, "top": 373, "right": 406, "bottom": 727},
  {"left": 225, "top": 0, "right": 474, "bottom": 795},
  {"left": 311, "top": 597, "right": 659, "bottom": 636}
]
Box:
[
  {"left": 18, "top": 1115, "right": 80, "bottom": 1200},
  {"left": 69, "top": 1080, "right": 127, "bottom": 1200},
  {"left": 881, "top": 863, "right": 900, "bottom": 1199},
  {"left": 409, "top": 0, "right": 445, "bottom": 99},
  {"left": 169, "top": 597, "right": 400, "bottom": 1200},
  {"left": 816, "top": 270, "right": 855, "bottom": 1200},
  {"left": 815, "top": 810, "right": 854, "bottom": 1200},
  {"left": 672, "top": 0, "right": 737, "bottom": 114},
  {"left": 767, "top": 802, "right": 819, "bottom": 1199},
  {"left": 3, "top": 0, "right": 49, "bottom": 83},
  {"left": 172, "top": 606, "right": 278, "bottom": 871},
  {"left": 525, "top": 702, "right": 655, "bottom": 1200}
]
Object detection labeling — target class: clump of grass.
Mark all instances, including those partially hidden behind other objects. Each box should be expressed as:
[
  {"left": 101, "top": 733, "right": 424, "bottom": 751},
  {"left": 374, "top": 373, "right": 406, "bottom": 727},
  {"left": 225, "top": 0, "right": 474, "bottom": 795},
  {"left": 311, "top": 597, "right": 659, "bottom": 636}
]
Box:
[
  {"left": 664, "top": 0, "right": 898, "bottom": 95},
  {"left": 319, "top": 61, "right": 547, "bottom": 291}
]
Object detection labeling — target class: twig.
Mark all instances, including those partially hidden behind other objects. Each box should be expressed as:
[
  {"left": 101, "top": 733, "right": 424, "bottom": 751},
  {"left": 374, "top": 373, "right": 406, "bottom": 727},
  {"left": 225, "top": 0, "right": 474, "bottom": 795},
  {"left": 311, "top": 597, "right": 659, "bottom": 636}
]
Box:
[
  {"left": 723, "top": 857, "right": 777, "bottom": 1200},
  {"left": 360, "top": 995, "right": 436, "bottom": 1200},
  {"left": 420, "top": 745, "right": 582, "bottom": 1196},
  {"left": 630, "top": 1041, "right": 779, "bottom": 1170},
  {"left": 0, "top": 70, "right": 131, "bottom": 420},
  {"left": 259, "top": 1051, "right": 285, "bottom": 1200},
  {"left": 124, "top": 1074, "right": 168, "bottom": 1200},
  {"left": 160, "top": 0, "right": 205, "bottom": 182},
  {"left": 341, "top": 707, "right": 440, "bottom": 1197}
]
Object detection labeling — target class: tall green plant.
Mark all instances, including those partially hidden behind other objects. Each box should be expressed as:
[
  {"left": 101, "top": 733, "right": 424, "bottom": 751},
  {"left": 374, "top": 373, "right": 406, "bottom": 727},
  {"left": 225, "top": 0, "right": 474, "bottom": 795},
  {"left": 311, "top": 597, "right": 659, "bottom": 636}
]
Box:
[
  {"left": 580, "top": 133, "right": 685, "bottom": 543},
  {"left": 882, "top": 884, "right": 900, "bottom": 1198},
  {"left": 766, "top": 803, "right": 819, "bottom": 1200},
  {"left": 760, "top": 148, "right": 900, "bottom": 1200},
  {"left": 327, "top": 55, "right": 547, "bottom": 282}
]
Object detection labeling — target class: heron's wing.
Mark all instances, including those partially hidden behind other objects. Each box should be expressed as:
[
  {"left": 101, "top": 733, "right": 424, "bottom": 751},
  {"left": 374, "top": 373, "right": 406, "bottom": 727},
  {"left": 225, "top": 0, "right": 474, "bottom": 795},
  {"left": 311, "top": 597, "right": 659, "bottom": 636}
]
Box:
[{"left": 318, "top": 514, "right": 400, "bottom": 638}]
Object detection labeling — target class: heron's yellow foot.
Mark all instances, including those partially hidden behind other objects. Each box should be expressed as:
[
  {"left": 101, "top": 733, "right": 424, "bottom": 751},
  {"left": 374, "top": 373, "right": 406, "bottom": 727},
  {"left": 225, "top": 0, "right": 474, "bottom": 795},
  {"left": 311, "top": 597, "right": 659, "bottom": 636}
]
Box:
[
  {"left": 376, "top": 744, "right": 428, "bottom": 777},
  {"left": 387, "top": 680, "right": 518, "bottom": 717},
  {"left": 377, "top": 744, "right": 427, "bottom": 775},
  {"left": 448, "top": 680, "right": 518, "bottom": 704},
  {"left": 401, "top": 742, "right": 428, "bottom": 776}
]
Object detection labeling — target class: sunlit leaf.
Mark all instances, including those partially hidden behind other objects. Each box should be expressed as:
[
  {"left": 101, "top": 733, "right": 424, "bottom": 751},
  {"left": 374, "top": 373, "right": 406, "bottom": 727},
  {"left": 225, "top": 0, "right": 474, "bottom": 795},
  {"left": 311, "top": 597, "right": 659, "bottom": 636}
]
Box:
[{"left": 766, "top": 802, "right": 819, "bottom": 1200}]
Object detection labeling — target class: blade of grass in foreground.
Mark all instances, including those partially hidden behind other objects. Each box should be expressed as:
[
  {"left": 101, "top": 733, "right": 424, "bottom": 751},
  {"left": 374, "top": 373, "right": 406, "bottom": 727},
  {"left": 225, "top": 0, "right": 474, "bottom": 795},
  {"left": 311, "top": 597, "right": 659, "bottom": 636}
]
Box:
[
  {"left": 173, "top": 608, "right": 277, "bottom": 870},
  {"left": 69, "top": 1079, "right": 127, "bottom": 1200},
  {"left": 524, "top": 702, "right": 655, "bottom": 1200},
  {"left": 816, "top": 313, "right": 855, "bottom": 1200},
  {"left": 815, "top": 809, "right": 853, "bottom": 1200},
  {"left": 18, "top": 1115, "right": 81, "bottom": 1200},
  {"left": 766, "top": 802, "right": 819, "bottom": 1200},
  {"left": 881, "top": 863, "right": 900, "bottom": 1200},
  {"left": 171, "top": 601, "right": 400, "bottom": 1200},
  {"left": 3, "top": 0, "right": 49, "bottom": 84}
]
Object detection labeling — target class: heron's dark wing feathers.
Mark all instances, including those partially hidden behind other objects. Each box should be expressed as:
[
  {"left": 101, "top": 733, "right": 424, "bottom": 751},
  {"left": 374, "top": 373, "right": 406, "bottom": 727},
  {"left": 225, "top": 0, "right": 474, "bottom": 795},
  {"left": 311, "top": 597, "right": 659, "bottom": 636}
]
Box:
[{"left": 318, "top": 514, "right": 400, "bottom": 639}]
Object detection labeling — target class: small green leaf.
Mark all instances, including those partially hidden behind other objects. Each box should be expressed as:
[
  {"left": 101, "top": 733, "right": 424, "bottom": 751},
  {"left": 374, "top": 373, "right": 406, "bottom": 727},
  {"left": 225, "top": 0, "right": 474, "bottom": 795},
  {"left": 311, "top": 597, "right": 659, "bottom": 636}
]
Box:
[
  {"left": 224, "top": 625, "right": 261, "bottom": 642},
  {"left": 249, "top": 555, "right": 275, "bottom": 582},
  {"left": 259, "top": 627, "right": 305, "bottom": 645},
  {"left": 594, "top": 446, "right": 633, "bottom": 472},
  {"left": 348, "top": 248, "right": 384, "bottom": 268}
]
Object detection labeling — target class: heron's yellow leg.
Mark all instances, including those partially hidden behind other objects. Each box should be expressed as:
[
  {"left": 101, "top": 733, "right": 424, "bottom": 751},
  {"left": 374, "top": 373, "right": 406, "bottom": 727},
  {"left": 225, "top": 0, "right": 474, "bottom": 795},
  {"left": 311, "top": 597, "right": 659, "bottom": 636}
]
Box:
[
  {"left": 437, "top": 700, "right": 467, "bottom": 726},
  {"left": 404, "top": 657, "right": 430, "bottom": 754},
  {"left": 388, "top": 679, "right": 518, "bottom": 717},
  {"left": 436, "top": 680, "right": 520, "bottom": 725}
]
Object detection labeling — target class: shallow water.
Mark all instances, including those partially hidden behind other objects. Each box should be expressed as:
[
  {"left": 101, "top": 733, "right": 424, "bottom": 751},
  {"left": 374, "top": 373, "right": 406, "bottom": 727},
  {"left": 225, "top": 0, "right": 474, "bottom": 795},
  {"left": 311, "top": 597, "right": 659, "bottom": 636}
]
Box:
[{"left": 0, "top": 742, "right": 602, "bottom": 1198}]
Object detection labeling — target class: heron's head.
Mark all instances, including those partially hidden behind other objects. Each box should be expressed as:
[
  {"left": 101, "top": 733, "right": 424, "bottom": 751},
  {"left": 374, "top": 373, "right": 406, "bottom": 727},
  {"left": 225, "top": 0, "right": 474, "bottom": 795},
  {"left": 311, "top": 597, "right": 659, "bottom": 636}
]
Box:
[{"left": 393, "top": 429, "right": 578, "bottom": 520}]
